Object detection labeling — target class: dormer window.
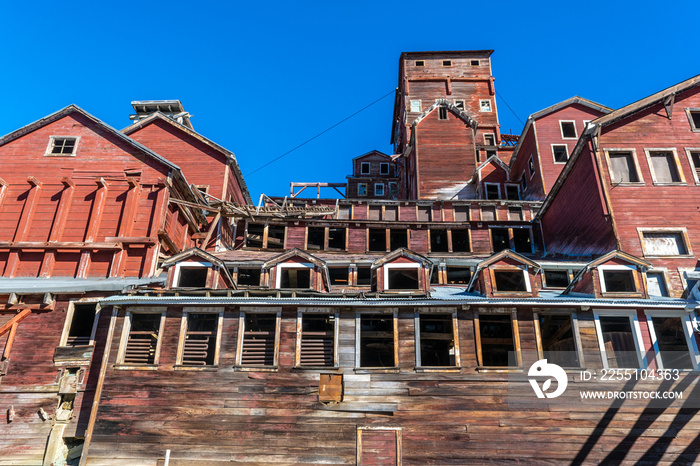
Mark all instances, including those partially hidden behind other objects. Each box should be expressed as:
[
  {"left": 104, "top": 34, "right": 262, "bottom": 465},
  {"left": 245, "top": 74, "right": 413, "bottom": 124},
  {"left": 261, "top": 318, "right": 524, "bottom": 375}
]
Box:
[
  {"left": 46, "top": 136, "right": 78, "bottom": 156},
  {"left": 278, "top": 265, "right": 312, "bottom": 289},
  {"left": 176, "top": 265, "right": 209, "bottom": 288},
  {"left": 492, "top": 269, "right": 530, "bottom": 293},
  {"left": 236, "top": 268, "right": 261, "bottom": 286},
  {"left": 385, "top": 264, "right": 420, "bottom": 290},
  {"left": 601, "top": 269, "right": 636, "bottom": 293}
]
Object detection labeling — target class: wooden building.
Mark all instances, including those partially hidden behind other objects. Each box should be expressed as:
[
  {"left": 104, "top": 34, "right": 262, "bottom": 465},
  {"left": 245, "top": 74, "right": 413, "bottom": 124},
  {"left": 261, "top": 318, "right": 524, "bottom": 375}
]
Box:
[{"left": 1, "top": 54, "right": 700, "bottom": 465}]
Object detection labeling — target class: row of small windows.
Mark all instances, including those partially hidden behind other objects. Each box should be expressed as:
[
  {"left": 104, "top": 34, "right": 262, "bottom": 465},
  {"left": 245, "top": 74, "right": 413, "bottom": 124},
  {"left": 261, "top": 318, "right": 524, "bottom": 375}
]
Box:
[
  {"left": 111, "top": 309, "right": 699, "bottom": 371},
  {"left": 357, "top": 182, "right": 395, "bottom": 197},
  {"left": 409, "top": 99, "right": 492, "bottom": 114},
  {"left": 606, "top": 148, "right": 700, "bottom": 185},
  {"left": 414, "top": 59, "right": 482, "bottom": 67},
  {"left": 359, "top": 162, "right": 393, "bottom": 176}
]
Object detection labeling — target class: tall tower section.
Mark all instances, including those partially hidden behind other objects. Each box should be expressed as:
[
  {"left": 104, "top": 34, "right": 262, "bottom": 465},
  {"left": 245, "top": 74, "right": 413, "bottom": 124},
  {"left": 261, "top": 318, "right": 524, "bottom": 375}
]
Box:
[{"left": 391, "top": 51, "right": 504, "bottom": 200}]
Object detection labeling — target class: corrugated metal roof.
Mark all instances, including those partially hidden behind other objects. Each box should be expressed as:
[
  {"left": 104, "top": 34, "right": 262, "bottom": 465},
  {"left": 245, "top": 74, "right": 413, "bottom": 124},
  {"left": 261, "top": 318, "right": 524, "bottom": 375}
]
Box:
[{"left": 0, "top": 277, "right": 165, "bottom": 294}]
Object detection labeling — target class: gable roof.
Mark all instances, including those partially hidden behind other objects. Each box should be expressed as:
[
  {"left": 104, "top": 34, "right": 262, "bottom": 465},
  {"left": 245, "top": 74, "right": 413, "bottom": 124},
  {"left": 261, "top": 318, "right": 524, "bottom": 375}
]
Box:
[
  {"left": 562, "top": 250, "right": 651, "bottom": 294},
  {"left": 161, "top": 247, "right": 236, "bottom": 288},
  {"left": 371, "top": 248, "right": 431, "bottom": 269},
  {"left": 412, "top": 99, "right": 478, "bottom": 129},
  {"left": 466, "top": 250, "right": 540, "bottom": 292},
  {"left": 351, "top": 150, "right": 392, "bottom": 162},
  {"left": 474, "top": 155, "right": 510, "bottom": 182},
  {"left": 122, "top": 111, "right": 252, "bottom": 204},
  {"left": 262, "top": 248, "right": 327, "bottom": 269}
]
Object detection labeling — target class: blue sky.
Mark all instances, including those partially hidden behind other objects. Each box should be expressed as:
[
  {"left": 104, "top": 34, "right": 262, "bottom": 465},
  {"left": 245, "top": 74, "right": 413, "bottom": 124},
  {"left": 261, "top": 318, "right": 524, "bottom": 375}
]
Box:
[{"left": 2, "top": 1, "right": 699, "bottom": 201}]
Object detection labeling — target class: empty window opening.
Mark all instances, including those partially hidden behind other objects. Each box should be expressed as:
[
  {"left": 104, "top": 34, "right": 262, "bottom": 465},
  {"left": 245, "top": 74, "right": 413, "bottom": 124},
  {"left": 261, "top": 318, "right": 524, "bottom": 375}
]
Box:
[
  {"left": 246, "top": 223, "right": 265, "bottom": 248},
  {"left": 360, "top": 162, "right": 371, "bottom": 174},
  {"left": 438, "top": 107, "right": 448, "bottom": 120},
  {"left": 430, "top": 267, "right": 440, "bottom": 285},
  {"left": 182, "top": 313, "right": 218, "bottom": 366},
  {"left": 543, "top": 270, "right": 569, "bottom": 288},
  {"left": 388, "top": 268, "right": 419, "bottom": 290},
  {"left": 454, "top": 100, "right": 465, "bottom": 111},
  {"left": 442, "top": 60, "right": 452, "bottom": 66},
  {"left": 508, "top": 207, "right": 523, "bottom": 221},
  {"left": 328, "top": 228, "right": 346, "bottom": 251},
  {"left": 513, "top": 229, "right": 532, "bottom": 253},
  {"left": 237, "top": 268, "right": 261, "bottom": 286},
  {"left": 356, "top": 267, "right": 372, "bottom": 286},
  {"left": 124, "top": 314, "right": 162, "bottom": 365},
  {"left": 485, "top": 184, "right": 500, "bottom": 200},
  {"left": 494, "top": 270, "right": 527, "bottom": 292},
  {"left": 419, "top": 314, "right": 455, "bottom": 366},
  {"left": 552, "top": 145, "right": 568, "bottom": 163},
  {"left": 452, "top": 229, "right": 470, "bottom": 252},
  {"left": 602, "top": 270, "right": 636, "bottom": 293},
  {"left": 479, "top": 314, "right": 515, "bottom": 367},
  {"left": 690, "top": 152, "right": 700, "bottom": 180},
  {"left": 307, "top": 227, "right": 325, "bottom": 250},
  {"left": 646, "top": 272, "right": 668, "bottom": 297},
  {"left": 651, "top": 317, "right": 693, "bottom": 369},
  {"left": 521, "top": 173, "right": 527, "bottom": 191},
  {"left": 560, "top": 121, "right": 577, "bottom": 138},
  {"left": 177, "top": 267, "right": 208, "bottom": 288},
  {"left": 649, "top": 151, "right": 681, "bottom": 183},
  {"left": 299, "top": 314, "right": 335, "bottom": 367},
  {"left": 609, "top": 152, "right": 639, "bottom": 183},
  {"left": 599, "top": 316, "right": 638, "bottom": 368},
  {"left": 454, "top": 206, "right": 469, "bottom": 222},
  {"left": 48, "top": 137, "right": 77, "bottom": 155},
  {"left": 430, "top": 229, "right": 449, "bottom": 252},
  {"left": 267, "top": 225, "right": 285, "bottom": 249},
  {"left": 329, "top": 267, "right": 349, "bottom": 286},
  {"left": 368, "top": 228, "right": 387, "bottom": 251},
  {"left": 280, "top": 268, "right": 311, "bottom": 288},
  {"left": 241, "top": 313, "right": 277, "bottom": 366},
  {"left": 484, "top": 133, "right": 496, "bottom": 146},
  {"left": 539, "top": 314, "right": 579, "bottom": 367},
  {"left": 66, "top": 304, "right": 97, "bottom": 346},
  {"left": 415, "top": 60, "right": 424, "bottom": 66},
  {"left": 480, "top": 100, "right": 492, "bottom": 112},
  {"left": 446, "top": 267, "right": 471, "bottom": 284},
  {"left": 491, "top": 228, "right": 509, "bottom": 252},
  {"left": 686, "top": 109, "right": 700, "bottom": 130},
  {"left": 505, "top": 185, "right": 520, "bottom": 200},
  {"left": 470, "top": 59, "right": 480, "bottom": 66},
  {"left": 375, "top": 183, "right": 385, "bottom": 196},
  {"left": 390, "top": 229, "right": 408, "bottom": 250},
  {"left": 528, "top": 157, "right": 536, "bottom": 178},
  {"left": 359, "top": 314, "right": 395, "bottom": 368},
  {"left": 380, "top": 163, "right": 390, "bottom": 175}
]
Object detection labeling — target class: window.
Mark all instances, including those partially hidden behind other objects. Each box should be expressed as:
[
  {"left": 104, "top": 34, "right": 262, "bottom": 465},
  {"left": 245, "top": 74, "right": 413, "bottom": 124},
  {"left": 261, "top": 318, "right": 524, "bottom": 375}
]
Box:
[
  {"left": 491, "top": 228, "right": 509, "bottom": 251},
  {"left": 374, "top": 183, "right": 385, "bottom": 196},
  {"left": 237, "top": 311, "right": 280, "bottom": 367},
  {"left": 410, "top": 100, "right": 421, "bottom": 112},
  {"left": 46, "top": 136, "right": 78, "bottom": 156},
  {"left": 607, "top": 150, "right": 641, "bottom": 183},
  {"left": 454, "top": 205, "right": 469, "bottom": 222},
  {"left": 267, "top": 225, "right": 285, "bottom": 249},
  {"left": 357, "top": 312, "right": 397, "bottom": 368},
  {"left": 329, "top": 267, "right": 349, "bottom": 286},
  {"left": 476, "top": 313, "right": 517, "bottom": 367},
  {"left": 177, "top": 311, "right": 222, "bottom": 367},
  {"left": 685, "top": 108, "right": 700, "bottom": 131},
  {"left": 415, "top": 60, "right": 424, "bottom": 66},
  {"left": 442, "top": 60, "right": 451, "bottom": 66},
  {"left": 543, "top": 270, "right": 570, "bottom": 289},
  {"left": 687, "top": 150, "right": 700, "bottom": 182},
  {"left": 648, "top": 315, "right": 696, "bottom": 370},
  {"left": 479, "top": 100, "right": 492, "bottom": 112},
  {"left": 454, "top": 100, "right": 465, "bottom": 111},
  {"left": 245, "top": 223, "right": 285, "bottom": 249},
  {"left": 537, "top": 314, "right": 579, "bottom": 367},
  {"left": 417, "top": 205, "right": 431, "bottom": 222},
  {"left": 507, "top": 207, "right": 523, "bottom": 221},
  {"left": 389, "top": 229, "right": 408, "bottom": 250},
  {"left": 175, "top": 265, "right": 209, "bottom": 288},
  {"left": 307, "top": 226, "right": 325, "bottom": 250},
  {"left": 528, "top": 156, "right": 535, "bottom": 178},
  {"left": 484, "top": 133, "right": 495, "bottom": 146},
  {"left": 430, "top": 265, "right": 441, "bottom": 285},
  {"left": 328, "top": 227, "right": 346, "bottom": 251},
  {"left": 337, "top": 205, "right": 352, "bottom": 220},
  {"left": 384, "top": 205, "right": 398, "bottom": 221},
  {"left": 520, "top": 173, "right": 527, "bottom": 191},
  {"left": 358, "top": 183, "right": 368, "bottom": 196},
  {"left": 559, "top": 121, "right": 577, "bottom": 139},
  {"left": 601, "top": 269, "right": 637, "bottom": 293},
  {"left": 512, "top": 228, "right": 533, "bottom": 253},
  {"left": 360, "top": 162, "right": 370, "bottom": 175},
  {"left": 368, "top": 228, "right": 387, "bottom": 252},
  {"left": 505, "top": 185, "right": 520, "bottom": 200},
  {"left": 61, "top": 303, "right": 98, "bottom": 346},
  {"left": 492, "top": 269, "right": 529, "bottom": 292},
  {"left": 386, "top": 265, "right": 420, "bottom": 290},
  {"left": 417, "top": 313, "right": 457, "bottom": 367},
  {"left": 379, "top": 163, "right": 390, "bottom": 175},
  {"left": 438, "top": 107, "right": 448, "bottom": 120},
  {"left": 430, "top": 229, "right": 448, "bottom": 252},
  {"left": 470, "top": 59, "right": 480, "bottom": 66},
  {"left": 646, "top": 271, "right": 668, "bottom": 297},
  {"left": 446, "top": 266, "right": 471, "bottom": 284},
  {"left": 490, "top": 227, "right": 533, "bottom": 253},
  {"left": 297, "top": 312, "right": 337, "bottom": 367},
  {"left": 484, "top": 183, "right": 500, "bottom": 200},
  {"left": 451, "top": 229, "right": 470, "bottom": 252},
  {"left": 640, "top": 229, "right": 690, "bottom": 256},
  {"left": 278, "top": 265, "right": 312, "bottom": 288},
  {"left": 645, "top": 150, "right": 684, "bottom": 184},
  {"left": 236, "top": 267, "right": 261, "bottom": 286},
  {"left": 369, "top": 205, "right": 382, "bottom": 220},
  {"left": 119, "top": 312, "right": 165, "bottom": 366},
  {"left": 552, "top": 145, "right": 568, "bottom": 163},
  {"left": 356, "top": 266, "right": 371, "bottom": 286},
  {"left": 388, "top": 182, "right": 398, "bottom": 198},
  {"left": 596, "top": 314, "right": 641, "bottom": 369},
  {"left": 357, "top": 428, "right": 401, "bottom": 465}
]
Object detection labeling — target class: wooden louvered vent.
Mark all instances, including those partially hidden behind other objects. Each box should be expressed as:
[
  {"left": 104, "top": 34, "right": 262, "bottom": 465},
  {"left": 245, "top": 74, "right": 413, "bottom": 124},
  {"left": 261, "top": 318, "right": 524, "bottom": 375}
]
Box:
[
  {"left": 300, "top": 314, "right": 335, "bottom": 367},
  {"left": 241, "top": 314, "right": 277, "bottom": 366},
  {"left": 183, "top": 313, "right": 218, "bottom": 366},
  {"left": 124, "top": 314, "right": 161, "bottom": 365}
]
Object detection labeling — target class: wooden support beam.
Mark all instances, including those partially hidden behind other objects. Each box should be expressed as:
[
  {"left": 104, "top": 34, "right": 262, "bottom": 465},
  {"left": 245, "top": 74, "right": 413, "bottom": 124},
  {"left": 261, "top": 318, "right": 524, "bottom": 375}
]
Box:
[
  {"left": 147, "top": 186, "right": 170, "bottom": 276},
  {"left": 664, "top": 94, "right": 675, "bottom": 119},
  {"left": 0, "top": 309, "right": 32, "bottom": 360},
  {"left": 40, "top": 180, "right": 75, "bottom": 278},
  {"left": 446, "top": 77, "right": 452, "bottom": 95},
  {"left": 157, "top": 230, "right": 180, "bottom": 255},
  {"left": 77, "top": 180, "right": 109, "bottom": 278},
  {"left": 0, "top": 241, "right": 121, "bottom": 250},
  {"left": 200, "top": 212, "right": 221, "bottom": 250},
  {"left": 109, "top": 183, "right": 141, "bottom": 278},
  {"left": 0, "top": 178, "right": 8, "bottom": 209},
  {"left": 6, "top": 179, "right": 42, "bottom": 277}
]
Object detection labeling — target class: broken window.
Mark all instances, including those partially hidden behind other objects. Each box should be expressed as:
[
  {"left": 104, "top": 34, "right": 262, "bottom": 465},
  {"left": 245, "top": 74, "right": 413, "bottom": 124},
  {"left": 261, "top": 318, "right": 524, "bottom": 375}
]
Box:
[
  {"left": 685, "top": 109, "right": 700, "bottom": 131},
  {"left": 389, "top": 229, "right": 408, "bottom": 250},
  {"left": 245, "top": 223, "right": 265, "bottom": 248},
  {"left": 384, "top": 206, "right": 398, "bottom": 221},
  {"left": 484, "top": 133, "right": 495, "bottom": 146},
  {"left": 480, "top": 100, "right": 492, "bottom": 112},
  {"left": 430, "top": 229, "right": 448, "bottom": 252},
  {"left": 481, "top": 206, "right": 496, "bottom": 222},
  {"left": 485, "top": 183, "right": 500, "bottom": 200},
  {"left": 64, "top": 303, "right": 97, "bottom": 346},
  {"left": 360, "top": 162, "right": 370, "bottom": 175},
  {"left": 538, "top": 314, "right": 579, "bottom": 367},
  {"left": 267, "top": 225, "right": 285, "bottom": 249},
  {"left": 47, "top": 136, "right": 77, "bottom": 156},
  {"left": 299, "top": 313, "right": 336, "bottom": 367},
  {"left": 240, "top": 313, "right": 278, "bottom": 367},
  {"left": 513, "top": 228, "right": 533, "bottom": 253},
  {"left": 528, "top": 157, "right": 535, "bottom": 178},
  {"left": 689, "top": 152, "right": 700, "bottom": 181},
  {"left": 247, "top": 223, "right": 285, "bottom": 249},
  {"left": 602, "top": 269, "right": 636, "bottom": 293},
  {"left": 491, "top": 228, "right": 509, "bottom": 252},
  {"left": 506, "top": 185, "right": 520, "bottom": 200},
  {"left": 176, "top": 267, "right": 208, "bottom": 288},
  {"left": 181, "top": 313, "right": 219, "bottom": 366},
  {"left": 358, "top": 183, "right": 368, "bottom": 196},
  {"left": 417, "top": 205, "right": 431, "bottom": 222},
  {"left": 508, "top": 207, "right": 523, "bottom": 221},
  {"left": 452, "top": 229, "right": 470, "bottom": 252},
  {"left": 650, "top": 317, "right": 693, "bottom": 369},
  {"left": 560, "top": 121, "right": 577, "bottom": 139},
  {"left": 375, "top": 183, "right": 385, "bottom": 196},
  {"left": 418, "top": 314, "right": 455, "bottom": 366},
  {"left": 430, "top": 266, "right": 440, "bottom": 285},
  {"left": 410, "top": 100, "right": 421, "bottom": 112},
  {"left": 641, "top": 231, "right": 689, "bottom": 256},
  {"left": 328, "top": 267, "right": 349, "bottom": 286},
  {"left": 387, "top": 267, "right": 420, "bottom": 290},
  {"left": 478, "top": 314, "right": 516, "bottom": 366},
  {"left": 359, "top": 313, "right": 396, "bottom": 368},
  {"left": 454, "top": 205, "right": 469, "bottom": 222},
  {"left": 307, "top": 226, "right": 325, "bottom": 250},
  {"left": 123, "top": 313, "right": 163, "bottom": 365},
  {"left": 543, "top": 270, "right": 569, "bottom": 289},
  {"left": 648, "top": 151, "right": 682, "bottom": 183},
  {"left": 368, "top": 228, "right": 387, "bottom": 251},
  {"left": 280, "top": 267, "right": 311, "bottom": 288},
  {"left": 493, "top": 270, "right": 528, "bottom": 292},
  {"left": 328, "top": 228, "right": 346, "bottom": 251},
  {"left": 552, "top": 145, "right": 568, "bottom": 163},
  {"left": 598, "top": 315, "right": 638, "bottom": 368},
  {"left": 237, "top": 268, "right": 261, "bottom": 286},
  {"left": 646, "top": 271, "right": 668, "bottom": 297},
  {"left": 356, "top": 266, "right": 371, "bottom": 286},
  {"left": 446, "top": 266, "right": 471, "bottom": 284},
  {"left": 455, "top": 100, "right": 465, "bottom": 111},
  {"left": 438, "top": 107, "right": 448, "bottom": 120},
  {"left": 380, "top": 163, "right": 390, "bottom": 175},
  {"left": 609, "top": 151, "right": 640, "bottom": 183}
]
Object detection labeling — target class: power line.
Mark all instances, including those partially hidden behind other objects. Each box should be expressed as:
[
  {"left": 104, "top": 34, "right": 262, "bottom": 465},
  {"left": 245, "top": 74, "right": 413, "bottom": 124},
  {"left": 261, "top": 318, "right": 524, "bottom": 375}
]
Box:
[
  {"left": 495, "top": 89, "right": 525, "bottom": 127},
  {"left": 245, "top": 89, "right": 396, "bottom": 177}
]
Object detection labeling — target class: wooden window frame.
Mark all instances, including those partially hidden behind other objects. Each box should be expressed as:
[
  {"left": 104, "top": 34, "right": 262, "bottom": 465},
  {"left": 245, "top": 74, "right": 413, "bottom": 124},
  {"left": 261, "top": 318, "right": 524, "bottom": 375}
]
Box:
[
  {"left": 559, "top": 120, "right": 578, "bottom": 140},
  {"left": 541, "top": 268, "right": 573, "bottom": 289},
  {"left": 59, "top": 300, "right": 101, "bottom": 347},
  {"left": 479, "top": 99, "right": 492, "bottom": 112},
  {"left": 356, "top": 427, "right": 402, "bottom": 466},
  {"left": 507, "top": 206, "right": 523, "bottom": 221},
  {"left": 593, "top": 310, "right": 646, "bottom": 369},
  {"left": 409, "top": 100, "right": 421, "bottom": 112},
  {"left": 678, "top": 267, "right": 700, "bottom": 298},
  {"left": 355, "top": 309, "right": 399, "bottom": 371},
  {"left": 684, "top": 107, "right": 700, "bottom": 132},
  {"left": 245, "top": 222, "right": 286, "bottom": 249},
  {"left": 683, "top": 147, "right": 700, "bottom": 184},
  {"left": 598, "top": 264, "right": 642, "bottom": 296},
  {"left": 235, "top": 307, "right": 282, "bottom": 371},
  {"left": 379, "top": 162, "right": 390, "bottom": 175},
  {"left": 438, "top": 106, "right": 449, "bottom": 120},
  {"left": 450, "top": 228, "right": 472, "bottom": 253},
  {"left": 483, "top": 133, "right": 496, "bottom": 146},
  {"left": 360, "top": 162, "right": 371, "bottom": 175},
  {"left": 528, "top": 156, "right": 536, "bottom": 179},
  {"left": 533, "top": 310, "right": 584, "bottom": 369},
  {"left": 645, "top": 311, "right": 699, "bottom": 371},
  {"left": 414, "top": 308, "right": 461, "bottom": 371},
  {"left": 483, "top": 182, "right": 500, "bottom": 200},
  {"left": 175, "top": 307, "right": 224, "bottom": 369},
  {"left": 644, "top": 268, "right": 670, "bottom": 297},
  {"left": 414, "top": 60, "right": 424, "bottom": 67},
  {"left": 357, "top": 183, "right": 368, "bottom": 197},
  {"left": 45, "top": 136, "right": 79, "bottom": 157},
  {"left": 643, "top": 148, "right": 686, "bottom": 185},
  {"left": 295, "top": 308, "right": 340, "bottom": 369},
  {"left": 489, "top": 227, "right": 534, "bottom": 254},
  {"left": 275, "top": 263, "right": 314, "bottom": 289},
  {"left": 305, "top": 225, "right": 327, "bottom": 251},
  {"left": 383, "top": 263, "right": 422, "bottom": 292},
  {"left": 551, "top": 144, "right": 569, "bottom": 164},
  {"left": 233, "top": 265, "right": 262, "bottom": 287},
  {"left": 172, "top": 262, "right": 211, "bottom": 289},
  {"left": 604, "top": 148, "right": 645, "bottom": 185},
  {"left": 374, "top": 183, "right": 385, "bottom": 196},
  {"left": 474, "top": 309, "right": 522, "bottom": 370},
  {"left": 454, "top": 99, "right": 465, "bottom": 111},
  {"left": 115, "top": 307, "right": 167, "bottom": 370},
  {"left": 637, "top": 227, "right": 693, "bottom": 258},
  {"left": 489, "top": 266, "right": 532, "bottom": 295},
  {"left": 442, "top": 60, "right": 452, "bottom": 67},
  {"left": 504, "top": 183, "right": 520, "bottom": 200}
]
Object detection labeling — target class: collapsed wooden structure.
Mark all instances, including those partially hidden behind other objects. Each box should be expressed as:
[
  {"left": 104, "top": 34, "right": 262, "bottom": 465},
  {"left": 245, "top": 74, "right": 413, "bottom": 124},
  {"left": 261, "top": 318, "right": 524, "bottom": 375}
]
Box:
[{"left": 2, "top": 53, "right": 700, "bottom": 465}]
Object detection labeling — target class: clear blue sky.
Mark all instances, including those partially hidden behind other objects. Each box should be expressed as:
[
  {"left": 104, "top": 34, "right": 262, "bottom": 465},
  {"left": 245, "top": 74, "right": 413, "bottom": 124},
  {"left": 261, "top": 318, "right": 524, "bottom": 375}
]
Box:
[{"left": 2, "top": 1, "right": 699, "bottom": 201}]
